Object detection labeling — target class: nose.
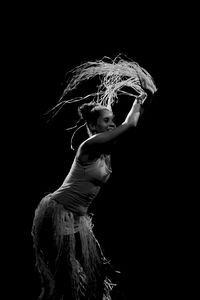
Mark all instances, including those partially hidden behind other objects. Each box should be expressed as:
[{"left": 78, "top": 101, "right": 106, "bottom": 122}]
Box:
[{"left": 108, "top": 121, "right": 116, "bottom": 129}]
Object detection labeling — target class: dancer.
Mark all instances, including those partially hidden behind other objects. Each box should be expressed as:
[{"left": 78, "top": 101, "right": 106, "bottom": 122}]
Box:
[{"left": 32, "top": 54, "right": 157, "bottom": 300}]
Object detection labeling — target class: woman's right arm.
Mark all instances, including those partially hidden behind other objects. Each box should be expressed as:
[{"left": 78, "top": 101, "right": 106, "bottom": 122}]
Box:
[{"left": 81, "top": 98, "right": 142, "bottom": 151}]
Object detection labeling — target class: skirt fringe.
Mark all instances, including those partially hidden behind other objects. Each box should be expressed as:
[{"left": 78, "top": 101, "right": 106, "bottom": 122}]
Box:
[{"left": 32, "top": 194, "right": 117, "bottom": 300}]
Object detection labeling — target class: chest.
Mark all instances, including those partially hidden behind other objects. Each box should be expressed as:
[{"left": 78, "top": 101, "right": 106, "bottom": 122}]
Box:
[{"left": 83, "top": 155, "right": 112, "bottom": 183}]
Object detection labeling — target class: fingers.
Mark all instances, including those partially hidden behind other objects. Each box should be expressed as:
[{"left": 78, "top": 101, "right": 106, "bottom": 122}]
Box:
[{"left": 136, "top": 92, "right": 147, "bottom": 104}]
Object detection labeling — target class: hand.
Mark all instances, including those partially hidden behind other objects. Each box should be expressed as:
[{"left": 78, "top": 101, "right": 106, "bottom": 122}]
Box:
[{"left": 136, "top": 92, "right": 147, "bottom": 105}]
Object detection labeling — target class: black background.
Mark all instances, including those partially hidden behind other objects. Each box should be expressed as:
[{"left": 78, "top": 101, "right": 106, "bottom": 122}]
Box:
[{"left": 9, "top": 3, "right": 195, "bottom": 299}]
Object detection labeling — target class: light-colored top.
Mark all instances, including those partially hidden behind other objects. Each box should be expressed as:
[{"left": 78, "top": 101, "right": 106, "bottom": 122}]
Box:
[{"left": 51, "top": 154, "right": 112, "bottom": 215}]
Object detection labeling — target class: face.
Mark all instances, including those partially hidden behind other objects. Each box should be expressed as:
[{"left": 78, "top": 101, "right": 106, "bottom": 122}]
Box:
[{"left": 93, "top": 109, "right": 116, "bottom": 134}]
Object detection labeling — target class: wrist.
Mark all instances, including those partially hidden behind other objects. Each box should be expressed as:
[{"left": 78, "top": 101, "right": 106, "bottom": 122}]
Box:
[{"left": 122, "top": 120, "right": 137, "bottom": 128}]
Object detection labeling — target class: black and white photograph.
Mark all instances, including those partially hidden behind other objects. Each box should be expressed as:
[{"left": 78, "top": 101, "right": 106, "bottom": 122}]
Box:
[{"left": 11, "top": 3, "right": 195, "bottom": 299}]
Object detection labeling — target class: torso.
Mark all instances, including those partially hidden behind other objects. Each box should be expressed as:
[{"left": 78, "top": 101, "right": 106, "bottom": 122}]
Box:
[{"left": 51, "top": 147, "right": 112, "bottom": 215}]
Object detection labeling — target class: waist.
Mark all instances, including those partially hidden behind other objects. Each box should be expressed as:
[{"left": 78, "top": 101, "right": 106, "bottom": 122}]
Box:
[
  {"left": 53, "top": 198, "right": 88, "bottom": 216},
  {"left": 51, "top": 185, "right": 100, "bottom": 215},
  {"left": 40, "top": 195, "right": 94, "bottom": 235}
]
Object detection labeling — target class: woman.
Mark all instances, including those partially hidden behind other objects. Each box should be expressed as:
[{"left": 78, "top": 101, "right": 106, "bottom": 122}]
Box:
[{"left": 32, "top": 55, "right": 157, "bottom": 300}]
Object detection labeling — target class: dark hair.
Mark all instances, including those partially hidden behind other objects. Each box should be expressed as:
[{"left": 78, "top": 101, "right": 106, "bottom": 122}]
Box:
[
  {"left": 70, "top": 102, "right": 110, "bottom": 151},
  {"left": 78, "top": 102, "right": 107, "bottom": 125}
]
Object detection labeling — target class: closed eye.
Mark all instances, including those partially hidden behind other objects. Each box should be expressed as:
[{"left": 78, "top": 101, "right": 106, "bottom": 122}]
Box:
[{"left": 103, "top": 116, "right": 115, "bottom": 123}]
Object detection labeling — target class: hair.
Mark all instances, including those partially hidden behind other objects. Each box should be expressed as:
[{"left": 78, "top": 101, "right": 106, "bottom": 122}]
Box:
[
  {"left": 78, "top": 102, "right": 110, "bottom": 125},
  {"left": 68, "top": 103, "right": 110, "bottom": 151}
]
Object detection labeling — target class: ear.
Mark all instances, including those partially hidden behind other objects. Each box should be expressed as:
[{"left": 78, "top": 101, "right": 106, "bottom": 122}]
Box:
[{"left": 88, "top": 122, "right": 96, "bottom": 134}]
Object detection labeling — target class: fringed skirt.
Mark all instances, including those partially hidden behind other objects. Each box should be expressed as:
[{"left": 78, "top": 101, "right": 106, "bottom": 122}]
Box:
[{"left": 32, "top": 194, "right": 117, "bottom": 300}]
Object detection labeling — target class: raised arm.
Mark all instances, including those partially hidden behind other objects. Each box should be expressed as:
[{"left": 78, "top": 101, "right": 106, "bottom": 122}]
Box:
[{"left": 78, "top": 98, "right": 142, "bottom": 159}]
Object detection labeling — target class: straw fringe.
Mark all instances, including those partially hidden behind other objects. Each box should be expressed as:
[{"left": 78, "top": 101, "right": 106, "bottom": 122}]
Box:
[
  {"left": 32, "top": 195, "right": 116, "bottom": 299},
  {"left": 46, "top": 54, "right": 157, "bottom": 118}
]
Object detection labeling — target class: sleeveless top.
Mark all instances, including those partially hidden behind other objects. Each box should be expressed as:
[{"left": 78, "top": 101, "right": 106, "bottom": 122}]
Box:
[{"left": 51, "top": 154, "right": 112, "bottom": 215}]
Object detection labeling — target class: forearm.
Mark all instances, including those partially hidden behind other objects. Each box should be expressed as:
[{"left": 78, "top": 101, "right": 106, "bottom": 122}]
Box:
[
  {"left": 86, "top": 122, "right": 133, "bottom": 146},
  {"left": 83, "top": 99, "right": 142, "bottom": 150},
  {"left": 124, "top": 102, "right": 141, "bottom": 127}
]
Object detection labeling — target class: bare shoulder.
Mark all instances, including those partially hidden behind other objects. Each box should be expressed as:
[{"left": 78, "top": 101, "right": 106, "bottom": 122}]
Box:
[
  {"left": 76, "top": 141, "right": 89, "bottom": 163},
  {"left": 76, "top": 139, "right": 101, "bottom": 163}
]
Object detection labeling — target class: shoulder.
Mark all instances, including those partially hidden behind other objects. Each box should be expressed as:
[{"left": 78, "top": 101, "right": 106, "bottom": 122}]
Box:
[{"left": 76, "top": 139, "right": 102, "bottom": 163}]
